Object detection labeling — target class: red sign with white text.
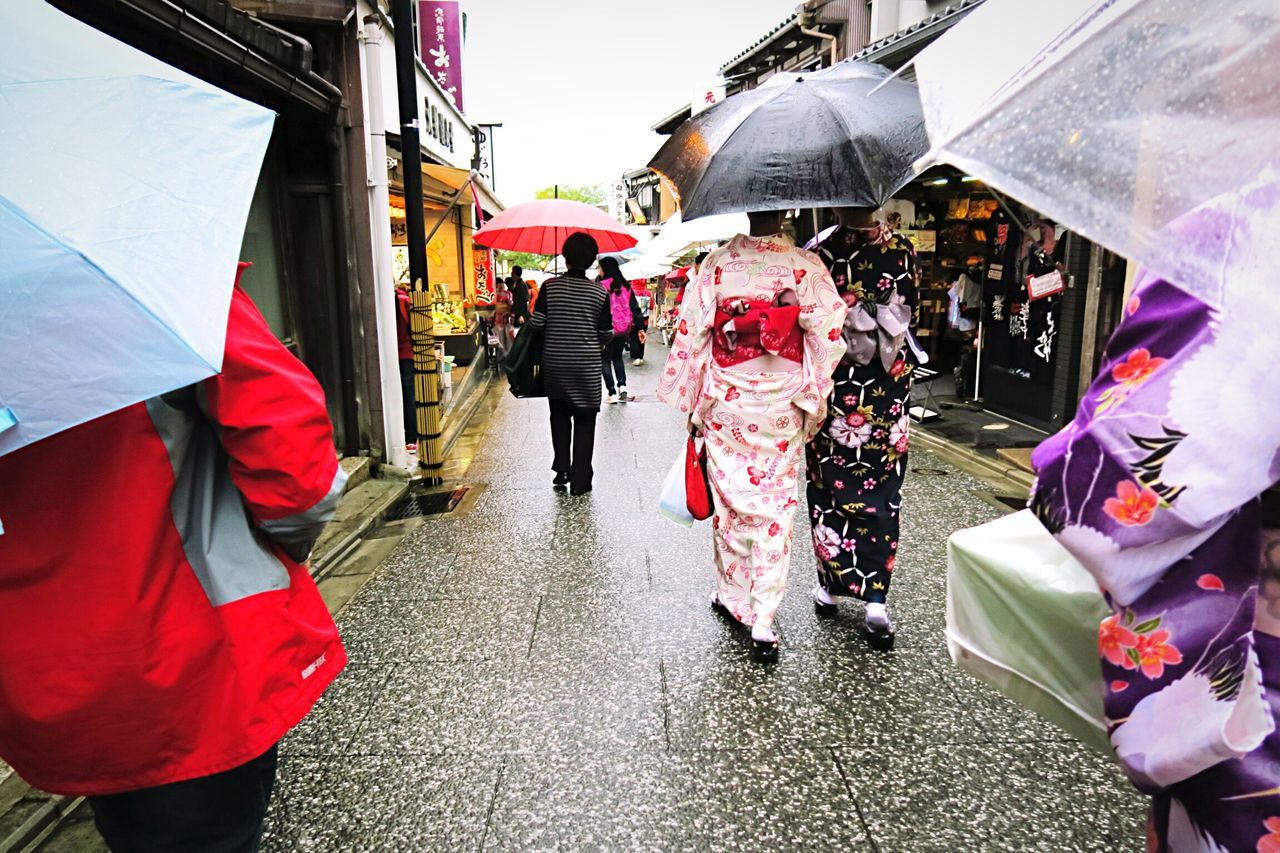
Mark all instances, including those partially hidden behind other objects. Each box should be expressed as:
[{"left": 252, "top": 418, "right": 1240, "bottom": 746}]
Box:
[{"left": 418, "top": 1, "right": 463, "bottom": 111}]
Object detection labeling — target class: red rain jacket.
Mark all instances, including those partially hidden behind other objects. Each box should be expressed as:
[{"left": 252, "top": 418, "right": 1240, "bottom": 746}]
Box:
[{"left": 0, "top": 283, "right": 347, "bottom": 796}]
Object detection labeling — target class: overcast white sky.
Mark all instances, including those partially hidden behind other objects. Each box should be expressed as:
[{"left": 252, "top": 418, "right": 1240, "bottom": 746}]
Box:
[{"left": 460, "top": 0, "right": 798, "bottom": 204}]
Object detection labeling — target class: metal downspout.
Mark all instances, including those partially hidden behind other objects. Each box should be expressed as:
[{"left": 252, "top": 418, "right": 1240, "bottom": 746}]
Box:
[
  {"left": 361, "top": 14, "right": 412, "bottom": 471},
  {"left": 800, "top": 24, "right": 840, "bottom": 66}
]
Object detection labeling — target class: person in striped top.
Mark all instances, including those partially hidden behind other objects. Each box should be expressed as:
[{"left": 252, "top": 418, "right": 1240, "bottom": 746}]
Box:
[{"left": 528, "top": 232, "right": 613, "bottom": 496}]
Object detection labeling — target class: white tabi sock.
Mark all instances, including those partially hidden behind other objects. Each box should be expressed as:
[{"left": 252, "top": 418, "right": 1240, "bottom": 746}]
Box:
[
  {"left": 865, "top": 603, "right": 891, "bottom": 629},
  {"left": 751, "top": 621, "right": 778, "bottom": 644},
  {"left": 813, "top": 586, "right": 838, "bottom": 606}
]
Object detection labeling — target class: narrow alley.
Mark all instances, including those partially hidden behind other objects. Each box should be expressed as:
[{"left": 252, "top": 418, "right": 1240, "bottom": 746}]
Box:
[{"left": 260, "top": 359, "right": 1146, "bottom": 852}]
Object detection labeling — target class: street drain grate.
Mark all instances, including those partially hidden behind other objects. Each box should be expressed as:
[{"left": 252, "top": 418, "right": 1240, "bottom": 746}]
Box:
[{"left": 386, "top": 486, "right": 470, "bottom": 521}]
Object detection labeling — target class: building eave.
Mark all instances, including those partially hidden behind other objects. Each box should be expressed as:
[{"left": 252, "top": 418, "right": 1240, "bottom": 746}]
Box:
[
  {"left": 851, "top": 0, "right": 985, "bottom": 67},
  {"left": 718, "top": 14, "right": 799, "bottom": 74},
  {"left": 651, "top": 104, "right": 692, "bottom": 135}
]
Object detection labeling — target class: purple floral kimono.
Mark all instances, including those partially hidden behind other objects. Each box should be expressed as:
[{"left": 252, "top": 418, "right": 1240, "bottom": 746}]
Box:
[{"left": 1031, "top": 180, "right": 1280, "bottom": 852}]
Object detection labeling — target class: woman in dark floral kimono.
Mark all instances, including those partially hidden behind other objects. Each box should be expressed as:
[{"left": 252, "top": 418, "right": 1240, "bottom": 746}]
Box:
[{"left": 805, "top": 207, "right": 918, "bottom": 649}]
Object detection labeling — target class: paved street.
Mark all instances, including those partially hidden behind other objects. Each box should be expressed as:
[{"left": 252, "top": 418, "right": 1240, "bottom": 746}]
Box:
[{"left": 265, "top": 353, "right": 1146, "bottom": 852}]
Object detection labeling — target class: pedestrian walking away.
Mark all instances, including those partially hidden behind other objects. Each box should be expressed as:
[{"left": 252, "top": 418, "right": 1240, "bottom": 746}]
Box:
[
  {"left": 631, "top": 286, "right": 651, "bottom": 366},
  {"left": 806, "top": 207, "right": 919, "bottom": 650},
  {"left": 598, "top": 255, "right": 643, "bottom": 403},
  {"left": 658, "top": 211, "right": 847, "bottom": 663},
  {"left": 0, "top": 264, "right": 347, "bottom": 851},
  {"left": 509, "top": 265, "right": 531, "bottom": 326},
  {"left": 530, "top": 232, "right": 613, "bottom": 496},
  {"left": 492, "top": 277, "right": 516, "bottom": 358}
]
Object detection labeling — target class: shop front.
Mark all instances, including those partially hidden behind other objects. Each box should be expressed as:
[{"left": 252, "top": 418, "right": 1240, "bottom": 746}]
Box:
[
  {"left": 877, "top": 167, "right": 1128, "bottom": 431},
  {"left": 385, "top": 147, "right": 503, "bottom": 446}
]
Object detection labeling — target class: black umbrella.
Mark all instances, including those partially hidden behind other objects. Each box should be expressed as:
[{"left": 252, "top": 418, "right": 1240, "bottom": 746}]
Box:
[{"left": 649, "top": 62, "right": 928, "bottom": 220}]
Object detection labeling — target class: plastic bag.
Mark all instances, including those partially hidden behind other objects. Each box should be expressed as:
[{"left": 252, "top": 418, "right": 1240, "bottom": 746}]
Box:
[
  {"left": 946, "top": 509, "right": 1112, "bottom": 755},
  {"left": 658, "top": 447, "right": 694, "bottom": 527}
]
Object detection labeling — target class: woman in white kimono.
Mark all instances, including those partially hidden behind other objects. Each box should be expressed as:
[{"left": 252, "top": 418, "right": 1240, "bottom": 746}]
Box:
[{"left": 658, "top": 211, "right": 848, "bottom": 663}]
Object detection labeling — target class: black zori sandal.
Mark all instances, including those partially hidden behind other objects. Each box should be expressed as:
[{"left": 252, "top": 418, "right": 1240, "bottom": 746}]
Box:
[
  {"left": 751, "top": 639, "right": 779, "bottom": 664},
  {"left": 864, "top": 621, "right": 896, "bottom": 651}
]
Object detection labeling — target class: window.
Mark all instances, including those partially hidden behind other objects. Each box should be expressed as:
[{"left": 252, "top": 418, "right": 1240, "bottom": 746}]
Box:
[{"left": 237, "top": 166, "right": 292, "bottom": 343}]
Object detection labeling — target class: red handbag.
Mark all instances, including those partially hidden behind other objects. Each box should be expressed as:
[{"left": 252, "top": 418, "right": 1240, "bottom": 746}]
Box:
[{"left": 684, "top": 436, "right": 714, "bottom": 521}]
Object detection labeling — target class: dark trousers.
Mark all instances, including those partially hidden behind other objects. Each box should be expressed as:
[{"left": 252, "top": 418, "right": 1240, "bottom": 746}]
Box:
[
  {"left": 601, "top": 338, "right": 628, "bottom": 394},
  {"left": 629, "top": 326, "right": 646, "bottom": 360},
  {"left": 89, "top": 745, "right": 279, "bottom": 853},
  {"left": 399, "top": 358, "right": 416, "bottom": 441},
  {"left": 549, "top": 399, "right": 597, "bottom": 492}
]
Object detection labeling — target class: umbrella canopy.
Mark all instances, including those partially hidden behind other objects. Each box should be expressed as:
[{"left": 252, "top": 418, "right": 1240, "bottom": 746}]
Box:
[
  {"left": 649, "top": 62, "right": 928, "bottom": 220},
  {"left": 474, "top": 199, "right": 637, "bottom": 255},
  {"left": 664, "top": 266, "right": 692, "bottom": 282},
  {"left": 912, "top": 0, "right": 1280, "bottom": 301},
  {"left": 644, "top": 210, "right": 750, "bottom": 262},
  {"left": 619, "top": 256, "right": 673, "bottom": 281},
  {"left": 0, "top": 0, "right": 274, "bottom": 458}
]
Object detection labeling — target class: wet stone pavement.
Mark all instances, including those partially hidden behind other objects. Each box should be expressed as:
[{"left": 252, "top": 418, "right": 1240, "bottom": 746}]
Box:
[{"left": 267, "top": 352, "right": 1147, "bottom": 852}]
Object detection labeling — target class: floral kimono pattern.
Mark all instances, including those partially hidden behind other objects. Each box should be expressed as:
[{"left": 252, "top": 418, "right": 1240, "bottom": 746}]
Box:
[
  {"left": 806, "top": 224, "right": 919, "bottom": 604},
  {"left": 1030, "top": 180, "right": 1280, "bottom": 852},
  {"left": 658, "top": 234, "right": 847, "bottom": 629}
]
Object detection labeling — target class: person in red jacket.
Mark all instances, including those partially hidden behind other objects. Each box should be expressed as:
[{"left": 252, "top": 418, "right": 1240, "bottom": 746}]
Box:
[
  {"left": 0, "top": 265, "right": 347, "bottom": 851},
  {"left": 395, "top": 281, "right": 417, "bottom": 453}
]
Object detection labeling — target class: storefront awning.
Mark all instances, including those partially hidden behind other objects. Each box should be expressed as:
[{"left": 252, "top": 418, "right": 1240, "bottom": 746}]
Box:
[{"left": 423, "top": 164, "right": 504, "bottom": 216}]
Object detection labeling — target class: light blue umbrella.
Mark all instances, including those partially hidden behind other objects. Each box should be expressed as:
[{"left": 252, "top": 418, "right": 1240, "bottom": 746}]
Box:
[{"left": 0, "top": 0, "right": 275, "bottom": 457}]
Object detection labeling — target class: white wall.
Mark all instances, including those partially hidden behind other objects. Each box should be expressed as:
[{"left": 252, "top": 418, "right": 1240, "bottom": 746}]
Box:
[{"left": 870, "top": 0, "right": 938, "bottom": 41}]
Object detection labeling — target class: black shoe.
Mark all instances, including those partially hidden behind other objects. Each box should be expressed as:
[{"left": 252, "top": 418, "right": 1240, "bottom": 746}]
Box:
[
  {"left": 750, "top": 639, "right": 779, "bottom": 664},
  {"left": 553, "top": 472, "right": 570, "bottom": 489},
  {"left": 569, "top": 484, "right": 592, "bottom": 496},
  {"left": 864, "top": 621, "right": 896, "bottom": 651},
  {"left": 710, "top": 595, "right": 738, "bottom": 627},
  {"left": 812, "top": 587, "right": 838, "bottom": 618}
]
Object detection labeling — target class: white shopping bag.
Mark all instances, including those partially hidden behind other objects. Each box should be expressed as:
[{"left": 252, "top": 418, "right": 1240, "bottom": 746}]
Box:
[
  {"left": 947, "top": 509, "right": 1113, "bottom": 755},
  {"left": 657, "top": 446, "right": 694, "bottom": 527}
]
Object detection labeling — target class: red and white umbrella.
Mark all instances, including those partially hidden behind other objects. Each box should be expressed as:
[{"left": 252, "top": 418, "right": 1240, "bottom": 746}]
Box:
[{"left": 474, "top": 199, "right": 637, "bottom": 255}]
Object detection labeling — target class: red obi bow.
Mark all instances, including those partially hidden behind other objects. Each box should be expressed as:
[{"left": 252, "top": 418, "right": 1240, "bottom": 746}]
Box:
[{"left": 713, "top": 291, "right": 804, "bottom": 367}]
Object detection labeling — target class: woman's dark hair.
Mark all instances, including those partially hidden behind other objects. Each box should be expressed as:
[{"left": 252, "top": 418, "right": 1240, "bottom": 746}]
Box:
[
  {"left": 695, "top": 251, "right": 710, "bottom": 267},
  {"left": 598, "top": 256, "right": 628, "bottom": 294},
  {"left": 561, "top": 232, "right": 599, "bottom": 271}
]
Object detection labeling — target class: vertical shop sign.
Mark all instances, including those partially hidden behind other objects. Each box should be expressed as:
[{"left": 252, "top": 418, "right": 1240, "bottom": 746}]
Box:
[
  {"left": 473, "top": 248, "right": 495, "bottom": 305},
  {"left": 418, "top": 1, "right": 463, "bottom": 110}
]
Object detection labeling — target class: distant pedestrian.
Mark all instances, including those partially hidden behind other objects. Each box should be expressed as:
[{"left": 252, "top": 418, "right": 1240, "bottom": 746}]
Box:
[
  {"left": 395, "top": 281, "right": 417, "bottom": 452},
  {"left": 0, "top": 264, "right": 347, "bottom": 852},
  {"left": 597, "top": 256, "right": 642, "bottom": 403},
  {"left": 630, "top": 286, "right": 650, "bottom": 366},
  {"left": 492, "top": 278, "right": 515, "bottom": 357},
  {"left": 529, "top": 233, "right": 612, "bottom": 496},
  {"left": 509, "top": 265, "right": 531, "bottom": 325},
  {"left": 658, "top": 212, "right": 847, "bottom": 663}
]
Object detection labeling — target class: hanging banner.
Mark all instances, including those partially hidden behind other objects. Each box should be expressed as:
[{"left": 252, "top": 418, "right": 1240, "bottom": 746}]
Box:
[
  {"left": 418, "top": 1, "right": 464, "bottom": 110},
  {"left": 473, "top": 248, "right": 495, "bottom": 305}
]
